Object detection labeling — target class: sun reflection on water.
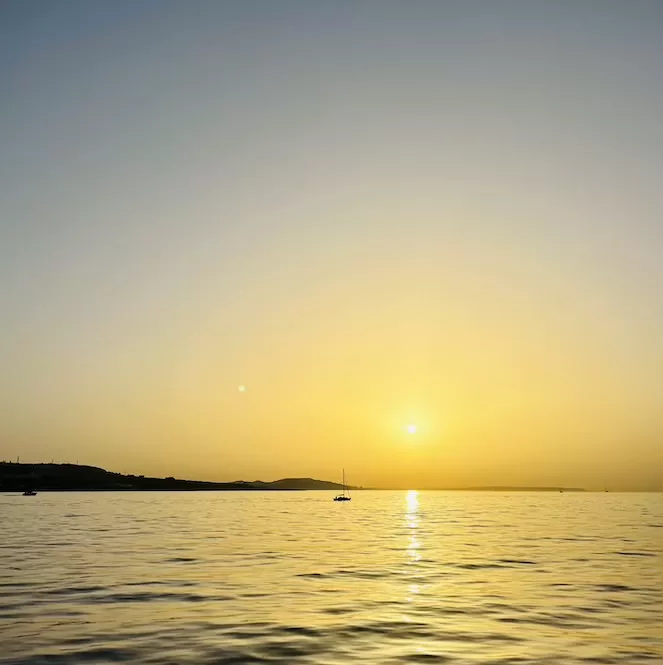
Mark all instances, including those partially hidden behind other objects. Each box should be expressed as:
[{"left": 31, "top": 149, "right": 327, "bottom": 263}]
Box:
[
  {"left": 404, "top": 490, "right": 423, "bottom": 607},
  {"left": 405, "top": 490, "right": 422, "bottom": 564},
  {"left": 406, "top": 489, "right": 419, "bottom": 517}
]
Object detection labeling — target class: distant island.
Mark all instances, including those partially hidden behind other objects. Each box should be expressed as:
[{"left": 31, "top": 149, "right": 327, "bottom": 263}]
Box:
[
  {"left": 0, "top": 462, "right": 351, "bottom": 492},
  {"left": 0, "top": 462, "right": 586, "bottom": 492}
]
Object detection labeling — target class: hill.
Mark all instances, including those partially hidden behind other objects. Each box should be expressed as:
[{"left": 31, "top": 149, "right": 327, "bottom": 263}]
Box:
[{"left": 0, "top": 462, "right": 348, "bottom": 492}]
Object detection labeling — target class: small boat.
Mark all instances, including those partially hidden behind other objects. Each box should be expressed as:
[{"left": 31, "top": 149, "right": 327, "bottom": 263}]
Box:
[
  {"left": 333, "top": 469, "right": 351, "bottom": 502},
  {"left": 22, "top": 490, "right": 37, "bottom": 496}
]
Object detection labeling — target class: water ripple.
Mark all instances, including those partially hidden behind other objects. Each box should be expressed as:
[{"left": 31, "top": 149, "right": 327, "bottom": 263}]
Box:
[{"left": 1, "top": 491, "right": 661, "bottom": 665}]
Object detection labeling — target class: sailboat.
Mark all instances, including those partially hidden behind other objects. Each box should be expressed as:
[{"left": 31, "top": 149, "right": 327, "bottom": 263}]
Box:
[{"left": 333, "top": 469, "right": 351, "bottom": 502}]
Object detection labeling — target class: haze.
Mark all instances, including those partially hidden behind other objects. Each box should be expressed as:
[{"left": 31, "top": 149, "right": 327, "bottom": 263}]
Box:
[{"left": 1, "top": 1, "right": 661, "bottom": 490}]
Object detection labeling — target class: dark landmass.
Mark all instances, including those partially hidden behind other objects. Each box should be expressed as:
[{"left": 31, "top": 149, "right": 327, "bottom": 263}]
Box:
[
  {"left": 0, "top": 462, "right": 351, "bottom": 492},
  {"left": 0, "top": 462, "right": 586, "bottom": 493}
]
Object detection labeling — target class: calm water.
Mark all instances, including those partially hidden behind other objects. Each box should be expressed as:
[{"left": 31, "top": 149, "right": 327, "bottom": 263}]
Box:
[{"left": 0, "top": 491, "right": 661, "bottom": 665}]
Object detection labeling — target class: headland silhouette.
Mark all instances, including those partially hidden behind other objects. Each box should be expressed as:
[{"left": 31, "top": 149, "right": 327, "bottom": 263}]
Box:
[{"left": 0, "top": 462, "right": 586, "bottom": 492}]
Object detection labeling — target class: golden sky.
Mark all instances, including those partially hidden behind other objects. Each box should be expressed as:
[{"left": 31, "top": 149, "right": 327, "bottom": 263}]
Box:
[{"left": 1, "top": 2, "right": 661, "bottom": 490}]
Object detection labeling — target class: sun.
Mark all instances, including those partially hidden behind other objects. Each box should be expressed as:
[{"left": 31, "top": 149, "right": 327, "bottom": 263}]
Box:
[{"left": 406, "top": 424, "right": 417, "bottom": 434}]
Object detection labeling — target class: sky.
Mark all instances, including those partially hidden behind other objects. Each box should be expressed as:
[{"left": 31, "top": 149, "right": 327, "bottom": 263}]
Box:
[{"left": 1, "top": 1, "right": 661, "bottom": 490}]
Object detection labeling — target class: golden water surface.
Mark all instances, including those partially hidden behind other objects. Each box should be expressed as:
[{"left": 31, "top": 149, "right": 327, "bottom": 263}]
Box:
[{"left": 1, "top": 491, "right": 661, "bottom": 664}]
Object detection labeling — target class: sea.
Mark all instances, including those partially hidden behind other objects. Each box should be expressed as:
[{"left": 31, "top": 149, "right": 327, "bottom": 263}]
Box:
[{"left": 0, "top": 490, "right": 661, "bottom": 665}]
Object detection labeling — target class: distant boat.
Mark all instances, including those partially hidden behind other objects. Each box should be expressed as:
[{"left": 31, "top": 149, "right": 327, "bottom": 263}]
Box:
[
  {"left": 333, "top": 469, "right": 351, "bottom": 502},
  {"left": 22, "top": 490, "right": 37, "bottom": 496}
]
